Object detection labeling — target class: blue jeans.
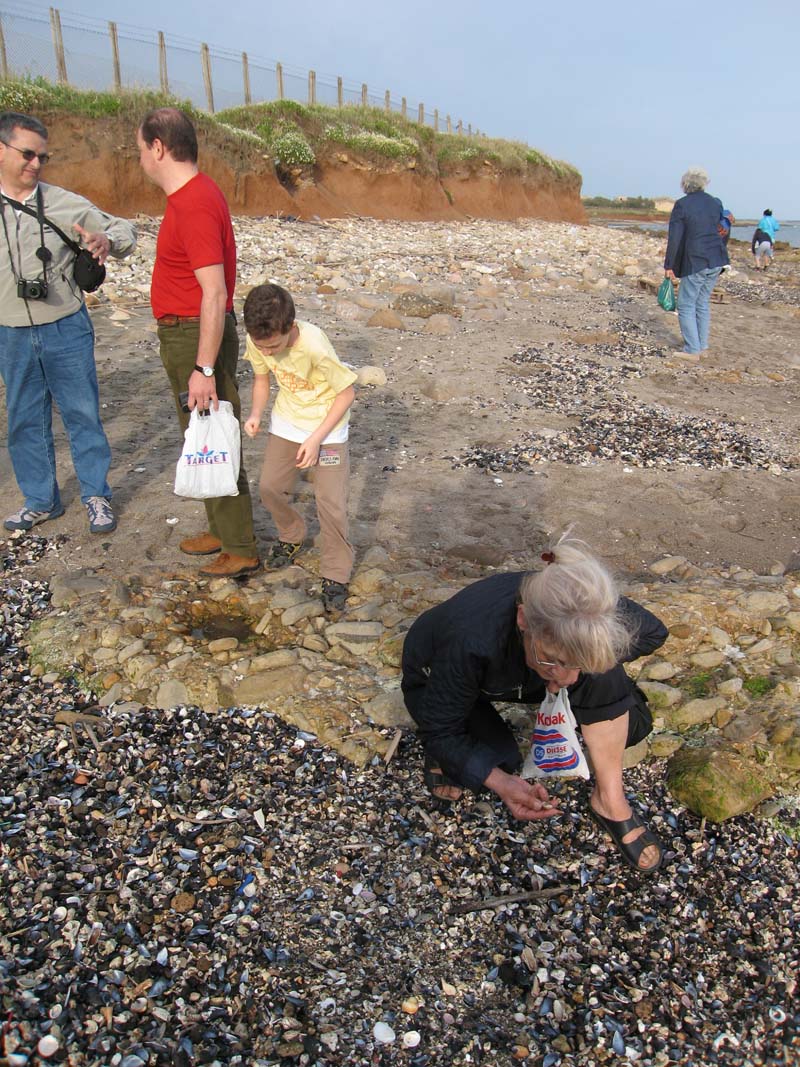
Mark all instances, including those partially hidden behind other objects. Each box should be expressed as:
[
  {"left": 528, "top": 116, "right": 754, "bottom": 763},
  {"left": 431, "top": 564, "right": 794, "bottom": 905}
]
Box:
[
  {"left": 0, "top": 305, "right": 112, "bottom": 510},
  {"left": 677, "top": 267, "right": 721, "bottom": 353}
]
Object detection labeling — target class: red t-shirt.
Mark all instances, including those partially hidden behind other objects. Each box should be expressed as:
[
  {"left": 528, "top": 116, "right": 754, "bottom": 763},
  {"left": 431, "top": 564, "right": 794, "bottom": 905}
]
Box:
[{"left": 150, "top": 173, "right": 236, "bottom": 319}]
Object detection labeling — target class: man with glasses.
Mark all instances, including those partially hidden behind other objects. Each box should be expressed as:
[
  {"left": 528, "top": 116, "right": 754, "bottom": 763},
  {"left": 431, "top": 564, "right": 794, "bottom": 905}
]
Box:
[
  {"left": 401, "top": 539, "right": 668, "bottom": 874},
  {"left": 0, "top": 111, "right": 136, "bottom": 534}
]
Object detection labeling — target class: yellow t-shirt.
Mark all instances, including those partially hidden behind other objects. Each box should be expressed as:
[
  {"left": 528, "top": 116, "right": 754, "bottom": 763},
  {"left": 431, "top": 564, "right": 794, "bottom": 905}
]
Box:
[{"left": 244, "top": 321, "right": 357, "bottom": 443}]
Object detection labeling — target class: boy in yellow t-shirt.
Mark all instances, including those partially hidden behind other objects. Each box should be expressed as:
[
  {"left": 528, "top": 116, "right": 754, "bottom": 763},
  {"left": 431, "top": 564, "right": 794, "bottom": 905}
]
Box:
[{"left": 243, "top": 283, "right": 357, "bottom": 613}]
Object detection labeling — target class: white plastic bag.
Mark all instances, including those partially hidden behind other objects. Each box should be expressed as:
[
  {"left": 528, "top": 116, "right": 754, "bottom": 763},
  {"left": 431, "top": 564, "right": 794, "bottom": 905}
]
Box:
[
  {"left": 174, "top": 401, "right": 240, "bottom": 499},
  {"left": 521, "top": 687, "right": 590, "bottom": 780}
]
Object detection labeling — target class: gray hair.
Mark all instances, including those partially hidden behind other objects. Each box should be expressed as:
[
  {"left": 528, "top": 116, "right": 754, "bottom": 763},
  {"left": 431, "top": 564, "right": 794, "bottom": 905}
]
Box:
[
  {"left": 0, "top": 111, "right": 48, "bottom": 142},
  {"left": 680, "top": 167, "right": 709, "bottom": 194},
  {"left": 519, "top": 534, "right": 634, "bottom": 673}
]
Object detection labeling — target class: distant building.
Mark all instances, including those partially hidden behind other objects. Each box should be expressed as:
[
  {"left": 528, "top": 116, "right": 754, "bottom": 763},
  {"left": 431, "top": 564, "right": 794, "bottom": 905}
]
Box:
[{"left": 654, "top": 198, "right": 675, "bottom": 213}]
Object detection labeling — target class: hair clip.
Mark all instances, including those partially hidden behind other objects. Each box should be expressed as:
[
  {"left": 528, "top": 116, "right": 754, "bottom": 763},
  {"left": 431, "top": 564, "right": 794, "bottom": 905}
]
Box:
[{"left": 541, "top": 551, "right": 556, "bottom": 564}]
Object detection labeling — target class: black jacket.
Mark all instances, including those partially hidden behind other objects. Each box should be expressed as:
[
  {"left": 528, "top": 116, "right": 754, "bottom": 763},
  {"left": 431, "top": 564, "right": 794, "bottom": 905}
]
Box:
[{"left": 401, "top": 572, "right": 668, "bottom": 791}]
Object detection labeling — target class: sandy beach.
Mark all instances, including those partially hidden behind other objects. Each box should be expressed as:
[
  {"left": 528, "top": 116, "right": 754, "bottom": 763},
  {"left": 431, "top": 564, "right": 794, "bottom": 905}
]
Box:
[{"left": 1, "top": 215, "right": 798, "bottom": 582}]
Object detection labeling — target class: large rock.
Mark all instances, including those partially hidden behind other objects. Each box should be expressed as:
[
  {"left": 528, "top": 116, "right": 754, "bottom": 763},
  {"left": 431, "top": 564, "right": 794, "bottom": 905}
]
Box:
[
  {"left": 391, "top": 292, "right": 460, "bottom": 319},
  {"left": 367, "top": 309, "right": 406, "bottom": 330},
  {"left": 636, "top": 679, "right": 683, "bottom": 709},
  {"left": 356, "top": 365, "right": 388, "bottom": 387},
  {"left": 665, "top": 696, "right": 726, "bottom": 730},
  {"left": 422, "top": 314, "right": 458, "bottom": 336},
  {"left": 234, "top": 665, "right": 307, "bottom": 705},
  {"left": 363, "top": 689, "right": 414, "bottom": 727},
  {"left": 155, "top": 679, "right": 190, "bottom": 710},
  {"left": 666, "top": 743, "right": 774, "bottom": 821}
]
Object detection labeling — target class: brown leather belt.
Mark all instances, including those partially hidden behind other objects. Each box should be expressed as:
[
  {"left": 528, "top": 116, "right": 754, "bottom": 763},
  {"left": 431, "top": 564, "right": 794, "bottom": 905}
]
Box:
[
  {"left": 157, "top": 314, "right": 201, "bottom": 326},
  {"left": 157, "top": 311, "right": 236, "bottom": 327}
]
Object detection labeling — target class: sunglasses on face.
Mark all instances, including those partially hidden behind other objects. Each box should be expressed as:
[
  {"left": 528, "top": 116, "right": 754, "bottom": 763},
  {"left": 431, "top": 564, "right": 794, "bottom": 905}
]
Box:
[{"left": 1, "top": 141, "right": 51, "bottom": 165}]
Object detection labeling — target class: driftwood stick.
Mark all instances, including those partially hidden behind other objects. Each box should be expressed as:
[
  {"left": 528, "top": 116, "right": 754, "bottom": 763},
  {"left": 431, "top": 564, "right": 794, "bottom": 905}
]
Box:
[
  {"left": 54, "top": 710, "right": 108, "bottom": 727},
  {"left": 383, "top": 728, "right": 403, "bottom": 764},
  {"left": 451, "top": 886, "right": 568, "bottom": 914}
]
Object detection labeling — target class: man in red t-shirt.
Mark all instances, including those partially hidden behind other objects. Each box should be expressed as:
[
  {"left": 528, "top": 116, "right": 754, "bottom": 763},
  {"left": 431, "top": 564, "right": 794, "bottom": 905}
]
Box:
[{"left": 137, "top": 108, "right": 258, "bottom": 577}]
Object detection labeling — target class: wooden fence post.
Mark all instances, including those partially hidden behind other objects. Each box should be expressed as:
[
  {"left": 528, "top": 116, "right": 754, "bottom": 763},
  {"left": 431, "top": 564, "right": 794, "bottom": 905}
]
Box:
[
  {"left": 434, "top": 108, "right": 439, "bottom": 132},
  {"left": 242, "top": 52, "right": 251, "bottom": 106},
  {"left": 384, "top": 90, "right": 390, "bottom": 112},
  {"left": 417, "top": 102, "right": 424, "bottom": 124},
  {"left": 201, "top": 43, "right": 214, "bottom": 112},
  {"left": 457, "top": 119, "right": 463, "bottom": 136},
  {"left": 401, "top": 97, "right": 407, "bottom": 119},
  {"left": 337, "top": 76, "right": 343, "bottom": 107},
  {"left": 276, "top": 62, "right": 284, "bottom": 100},
  {"left": 361, "top": 83, "right": 367, "bottom": 107},
  {"left": 50, "top": 7, "right": 68, "bottom": 84},
  {"left": 0, "top": 17, "right": 8, "bottom": 81},
  {"left": 108, "top": 21, "right": 121, "bottom": 92},
  {"left": 158, "top": 31, "right": 169, "bottom": 94},
  {"left": 446, "top": 114, "right": 452, "bottom": 134},
  {"left": 308, "top": 69, "right": 316, "bottom": 105}
]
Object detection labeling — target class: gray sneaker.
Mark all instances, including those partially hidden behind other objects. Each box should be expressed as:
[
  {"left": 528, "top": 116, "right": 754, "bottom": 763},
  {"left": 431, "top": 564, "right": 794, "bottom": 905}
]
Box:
[
  {"left": 4, "top": 503, "right": 65, "bottom": 531},
  {"left": 86, "top": 496, "right": 117, "bottom": 534}
]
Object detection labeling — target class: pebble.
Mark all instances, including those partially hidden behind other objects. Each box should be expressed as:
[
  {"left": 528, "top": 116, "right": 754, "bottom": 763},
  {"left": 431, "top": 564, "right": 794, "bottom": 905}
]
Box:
[{"left": 2, "top": 497, "right": 800, "bottom": 1064}]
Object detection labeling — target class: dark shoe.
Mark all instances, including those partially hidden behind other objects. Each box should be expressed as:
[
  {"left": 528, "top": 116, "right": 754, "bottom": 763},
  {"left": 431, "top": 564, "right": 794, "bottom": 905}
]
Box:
[
  {"left": 588, "top": 801, "right": 663, "bottom": 875},
  {"left": 321, "top": 578, "right": 349, "bottom": 613},
  {"left": 198, "top": 552, "right": 260, "bottom": 578},
  {"left": 423, "top": 753, "right": 464, "bottom": 803},
  {"left": 180, "top": 532, "right": 222, "bottom": 555},
  {"left": 4, "top": 503, "right": 65, "bottom": 531},
  {"left": 85, "top": 497, "right": 117, "bottom": 534},
  {"left": 265, "top": 540, "right": 303, "bottom": 569}
]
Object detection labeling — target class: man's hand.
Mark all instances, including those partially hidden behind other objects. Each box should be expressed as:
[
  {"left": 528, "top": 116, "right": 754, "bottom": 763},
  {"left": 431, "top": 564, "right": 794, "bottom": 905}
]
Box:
[
  {"left": 188, "top": 368, "right": 218, "bottom": 413},
  {"left": 485, "top": 767, "right": 560, "bottom": 821},
  {"left": 296, "top": 437, "right": 321, "bottom": 469},
  {"left": 664, "top": 269, "right": 676, "bottom": 281},
  {"left": 73, "top": 223, "right": 111, "bottom": 264},
  {"left": 244, "top": 414, "right": 261, "bottom": 438}
]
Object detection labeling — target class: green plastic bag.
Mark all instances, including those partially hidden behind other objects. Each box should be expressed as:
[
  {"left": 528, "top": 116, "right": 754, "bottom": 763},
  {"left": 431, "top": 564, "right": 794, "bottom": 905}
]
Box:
[{"left": 657, "top": 277, "right": 676, "bottom": 311}]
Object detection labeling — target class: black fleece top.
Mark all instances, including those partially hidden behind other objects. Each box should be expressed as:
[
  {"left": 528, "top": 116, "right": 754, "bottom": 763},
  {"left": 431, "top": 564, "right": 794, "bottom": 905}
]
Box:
[{"left": 401, "top": 572, "right": 668, "bottom": 791}]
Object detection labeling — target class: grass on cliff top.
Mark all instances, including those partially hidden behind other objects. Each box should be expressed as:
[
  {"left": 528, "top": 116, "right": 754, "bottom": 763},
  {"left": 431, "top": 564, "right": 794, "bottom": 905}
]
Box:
[
  {"left": 0, "top": 79, "right": 581, "bottom": 183},
  {"left": 215, "top": 99, "right": 580, "bottom": 181}
]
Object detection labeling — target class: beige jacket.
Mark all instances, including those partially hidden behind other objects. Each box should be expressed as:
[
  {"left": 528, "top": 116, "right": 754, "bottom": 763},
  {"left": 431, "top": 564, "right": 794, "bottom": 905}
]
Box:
[{"left": 0, "top": 181, "right": 136, "bottom": 327}]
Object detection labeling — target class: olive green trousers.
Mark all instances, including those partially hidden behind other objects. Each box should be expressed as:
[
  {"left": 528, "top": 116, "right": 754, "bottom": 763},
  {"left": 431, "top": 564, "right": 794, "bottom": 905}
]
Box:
[{"left": 158, "top": 314, "right": 257, "bottom": 558}]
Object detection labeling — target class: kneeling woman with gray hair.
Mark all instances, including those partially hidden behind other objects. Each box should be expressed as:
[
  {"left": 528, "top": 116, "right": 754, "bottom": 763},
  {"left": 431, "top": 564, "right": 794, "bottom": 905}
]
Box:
[{"left": 401, "top": 536, "right": 668, "bottom": 874}]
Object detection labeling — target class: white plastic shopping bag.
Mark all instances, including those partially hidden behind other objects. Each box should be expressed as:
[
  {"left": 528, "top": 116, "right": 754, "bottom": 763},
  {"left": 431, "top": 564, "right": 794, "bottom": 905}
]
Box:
[
  {"left": 521, "top": 687, "right": 590, "bottom": 780},
  {"left": 174, "top": 401, "right": 240, "bottom": 499}
]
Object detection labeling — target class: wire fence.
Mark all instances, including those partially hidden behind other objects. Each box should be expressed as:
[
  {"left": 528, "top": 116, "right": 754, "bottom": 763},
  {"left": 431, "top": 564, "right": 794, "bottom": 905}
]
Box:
[{"left": 0, "top": 3, "right": 473, "bottom": 135}]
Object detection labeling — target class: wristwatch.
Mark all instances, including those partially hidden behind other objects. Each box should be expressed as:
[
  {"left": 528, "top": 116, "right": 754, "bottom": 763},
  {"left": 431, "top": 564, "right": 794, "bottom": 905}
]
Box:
[{"left": 194, "top": 364, "right": 215, "bottom": 377}]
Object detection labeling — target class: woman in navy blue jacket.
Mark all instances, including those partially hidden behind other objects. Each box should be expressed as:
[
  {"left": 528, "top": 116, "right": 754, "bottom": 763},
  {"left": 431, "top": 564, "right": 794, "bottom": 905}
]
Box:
[
  {"left": 664, "top": 167, "right": 729, "bottom": 357},
  {"left": 402, "top": 536, "right": 668, "bottom": 874}
]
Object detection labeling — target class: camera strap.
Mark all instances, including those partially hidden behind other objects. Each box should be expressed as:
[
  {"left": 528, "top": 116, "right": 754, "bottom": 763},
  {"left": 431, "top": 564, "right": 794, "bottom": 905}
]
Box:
[
  {"left": 0, "top": 187, "right": 51, "bottom": 287},
  {"left": 2, "top": 188, "right": 80, "bottom": 256}
]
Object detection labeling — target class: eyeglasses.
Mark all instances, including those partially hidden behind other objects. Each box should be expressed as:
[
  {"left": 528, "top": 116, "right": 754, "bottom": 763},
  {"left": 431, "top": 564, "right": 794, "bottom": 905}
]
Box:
[
  {"left": 528, "top": 636, "right": 581, "bottom": 672},
  {"left": 1, "top": 141, "right": 51, "bottom": 165}
]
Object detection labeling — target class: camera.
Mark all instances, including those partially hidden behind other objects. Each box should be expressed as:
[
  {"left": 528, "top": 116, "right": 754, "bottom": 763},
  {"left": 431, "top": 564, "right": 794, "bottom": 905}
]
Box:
[{"left": 17, "top": 277, "right": 48, "bottom": 301}]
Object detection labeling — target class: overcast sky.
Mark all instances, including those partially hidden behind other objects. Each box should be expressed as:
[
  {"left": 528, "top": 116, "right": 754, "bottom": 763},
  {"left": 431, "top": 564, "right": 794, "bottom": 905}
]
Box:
[{"left": 8, "top": 0, "right": 800, "bottom": 218}]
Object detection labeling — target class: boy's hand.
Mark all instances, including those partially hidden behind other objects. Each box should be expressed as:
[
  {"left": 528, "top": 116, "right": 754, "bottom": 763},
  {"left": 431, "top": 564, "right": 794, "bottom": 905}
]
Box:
[
  {"left": 244, "top": 415, "right": 261, "bottom": 438},
  {"left": 296, "top": 438, "right": 320, "bottom": 469}
]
